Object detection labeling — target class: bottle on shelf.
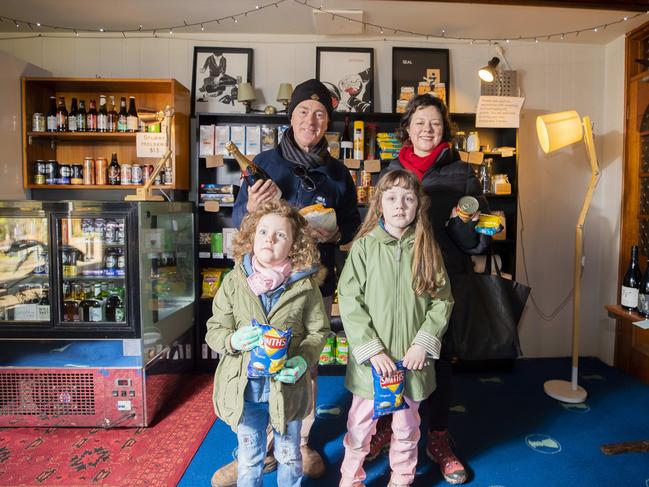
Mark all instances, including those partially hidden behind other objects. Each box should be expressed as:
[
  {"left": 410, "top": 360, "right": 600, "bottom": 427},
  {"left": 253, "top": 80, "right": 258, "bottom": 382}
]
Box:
[
  {"left": 68, "top": 98, "right": 79, "bottom": 132},
  {"left": 117, "top": 96, "right": 128, "bottom": 132},
  {"left": 38, "top": 284, "right": 50, "bottom": 321},
  {"left": 127, "top": 96, "right": 138, "bottom": 132},
  {"left": 79, "top": 284, "right": 103, "bottom": 322},
  {"left": 86, "top": 99, "right": 98, "bottom": 132},
  {"left": 638, "top": 260, "right": 649, "bottom": 317},
  {"left": 480, "top": 158, "right": 493, "bottom": 194},
  {"left": 353, "top": 120, "right": 364, "bottom": 160},
  {"left": 105, "top": 286, "right": 125, "bottom": 322},
  {"left": 77, "top": 99, "right": 87, "bottom": 132},
  {"left": 224, "top": 141, "right": 282, "bottom": 199},
  {"left": 340, "top": 115, "right": 353, "bottom": 161},
  {"left": 46, "top": 96, "right": 57, "bottom": 132},
  {"left": 621, "top": 245, "right": 642, "bottom": 311},
  {"left": 56, "top": 96, "right": 68, "bottom": 132},
  {"left": 107, "top": 153, "right": 121, "bottom": 185},
  {"left": 62, "top": 282, "right": 81, "bottom": 322},
  {"left": 107, "top": 95, "right": 118, "bottom": 132},
  {"left": 97, "top": 94, "right": 108, "bottom": 132}
]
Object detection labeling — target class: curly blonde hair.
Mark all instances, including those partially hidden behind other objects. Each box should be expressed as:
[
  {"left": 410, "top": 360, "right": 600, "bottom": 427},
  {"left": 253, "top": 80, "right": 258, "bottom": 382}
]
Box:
[{"left": 231, "top": 199, "right": 321, "bottom": 270}]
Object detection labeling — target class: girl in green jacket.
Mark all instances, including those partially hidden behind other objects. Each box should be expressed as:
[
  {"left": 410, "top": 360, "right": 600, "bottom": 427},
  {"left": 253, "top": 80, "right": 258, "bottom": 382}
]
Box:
[
  {"left": 206, "top": 200, "right": 330, "bottom": 487},
  {"left": 338, "top": 169, "right": 454, "bottom": 487}
]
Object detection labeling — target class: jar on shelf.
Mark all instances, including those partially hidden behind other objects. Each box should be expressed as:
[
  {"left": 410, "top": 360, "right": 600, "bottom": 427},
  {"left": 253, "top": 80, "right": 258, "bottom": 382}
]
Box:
[
  {"left": 466, "top": 131, "right": 481, "bottom": 152},
  {"left": 453, "top": 131, "right": 467, "bottom": 151}
]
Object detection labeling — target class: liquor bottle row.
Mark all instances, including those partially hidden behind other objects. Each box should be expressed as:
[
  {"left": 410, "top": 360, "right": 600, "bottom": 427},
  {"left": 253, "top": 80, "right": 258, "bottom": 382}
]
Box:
[
  {"left": 33, "top": 155, "right": 171, "bottom": 186},
  {"left": 62, "top": 281, "right": 125, "bottom": 322},
  {"left": 32, "top": 95, "right": 150, "bottom": 133}
]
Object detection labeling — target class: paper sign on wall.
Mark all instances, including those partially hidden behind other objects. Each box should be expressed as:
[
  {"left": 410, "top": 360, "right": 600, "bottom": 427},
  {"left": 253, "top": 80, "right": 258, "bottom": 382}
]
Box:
[
  {"left": 476, "top": 96, "right": 525, "bottom": 128},
  {"left": 137, "top": 133, "right": 167, "bottom": 158}
]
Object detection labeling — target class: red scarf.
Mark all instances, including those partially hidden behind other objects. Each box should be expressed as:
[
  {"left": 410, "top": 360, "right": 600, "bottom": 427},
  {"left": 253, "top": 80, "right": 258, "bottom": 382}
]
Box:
[{"left": 398, "top": 142, "right": 449, "bottom": 181}]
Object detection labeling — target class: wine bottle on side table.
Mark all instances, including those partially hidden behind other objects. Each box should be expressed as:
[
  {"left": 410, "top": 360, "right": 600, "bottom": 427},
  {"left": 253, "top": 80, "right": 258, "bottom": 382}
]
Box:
[{"left": 621, "top": 245, "right": 642, "bottom": 311}]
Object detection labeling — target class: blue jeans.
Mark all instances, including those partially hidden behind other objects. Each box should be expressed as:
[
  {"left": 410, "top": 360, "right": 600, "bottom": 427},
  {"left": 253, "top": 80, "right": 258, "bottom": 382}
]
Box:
[{"left": 237, "top": 398, "right": 303, "bottom": 487}]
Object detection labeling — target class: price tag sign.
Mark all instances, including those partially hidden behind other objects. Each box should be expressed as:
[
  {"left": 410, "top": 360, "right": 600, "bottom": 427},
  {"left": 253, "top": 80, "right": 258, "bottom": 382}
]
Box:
[
  {"left": 137, "top": 133, "right": 167, "bottom": 158},
  {"left": 476, "top": 96, "right": 525, "bottom": 128}
]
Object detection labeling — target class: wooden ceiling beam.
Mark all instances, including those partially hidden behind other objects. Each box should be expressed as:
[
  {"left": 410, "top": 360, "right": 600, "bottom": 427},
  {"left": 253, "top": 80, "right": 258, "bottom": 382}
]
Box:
[{"left": 388, "top": 0, "right": 649, "bottom": 12}]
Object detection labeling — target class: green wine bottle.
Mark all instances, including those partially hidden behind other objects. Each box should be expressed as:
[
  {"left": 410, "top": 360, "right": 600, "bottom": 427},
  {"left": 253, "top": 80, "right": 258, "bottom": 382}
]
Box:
[{"left": 225, "top": 141, "right": 282, "bottom": 199}]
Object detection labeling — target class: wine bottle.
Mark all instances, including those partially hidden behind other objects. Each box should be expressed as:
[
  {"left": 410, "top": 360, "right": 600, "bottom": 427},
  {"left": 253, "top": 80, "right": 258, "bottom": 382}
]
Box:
[
  {"left": 638, "top": 262, "right": 649, "bottom": 317},
  {"left": 340, "top": 115, "right": 353, "bottom": 160},
  {"left": 224, "top": 141, "right": 282, "bottom": 199},
  {"left": 621, "top": 245, "right": 642, "bottom": 311}
]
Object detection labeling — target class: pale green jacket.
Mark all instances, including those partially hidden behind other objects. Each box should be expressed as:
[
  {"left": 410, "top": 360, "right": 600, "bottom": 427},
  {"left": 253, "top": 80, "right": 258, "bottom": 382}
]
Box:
[
  {"left": 338, "top": 225, "right": 454, "bottom": 401},
  {"left": 205, "top": 264, "right": 329, "bottom": 434}
]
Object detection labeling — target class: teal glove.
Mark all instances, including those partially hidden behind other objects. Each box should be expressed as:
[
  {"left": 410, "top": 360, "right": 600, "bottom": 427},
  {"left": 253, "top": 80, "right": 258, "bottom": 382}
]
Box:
[
  {"left": 274, "top": 356, "right": 308, "bottom": 384},
  {"left": 230, "top": 325, "right": 263, "bottom": 351}
]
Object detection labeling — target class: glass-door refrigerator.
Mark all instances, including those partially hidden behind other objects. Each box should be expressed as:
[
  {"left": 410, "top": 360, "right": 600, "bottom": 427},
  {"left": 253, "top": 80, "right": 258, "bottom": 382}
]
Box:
[{"left": 0, "top": 201, "right": 195, "bottom": 427}]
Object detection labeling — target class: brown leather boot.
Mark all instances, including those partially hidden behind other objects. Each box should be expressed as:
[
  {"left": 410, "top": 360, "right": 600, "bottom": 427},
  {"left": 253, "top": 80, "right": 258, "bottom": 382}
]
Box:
[
  {"left": 301, "top": 445, "right": 325, "bottom": 478},
  {"left": 210, "top": 455, "right": 278, "bottom": 487}
]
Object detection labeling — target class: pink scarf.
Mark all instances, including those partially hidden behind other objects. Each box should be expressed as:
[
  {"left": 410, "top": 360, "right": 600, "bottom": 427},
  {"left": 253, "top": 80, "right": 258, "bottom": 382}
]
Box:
[{"left": 246, "top": 256, "right": 292, "bottom": 295}]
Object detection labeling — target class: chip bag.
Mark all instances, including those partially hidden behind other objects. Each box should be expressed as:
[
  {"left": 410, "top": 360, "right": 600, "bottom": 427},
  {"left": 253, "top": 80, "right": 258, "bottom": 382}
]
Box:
[
  {"left": 371, "top": 360, "right": 409, "bottom": 419},
  {"left": 247, "top": 319, "right": 292, "bottom": 378}
]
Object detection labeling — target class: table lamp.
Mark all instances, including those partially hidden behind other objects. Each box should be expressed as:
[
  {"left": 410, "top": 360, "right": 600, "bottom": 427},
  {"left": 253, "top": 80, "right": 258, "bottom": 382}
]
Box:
[
  {"left": 237, "top": 82, "right": 256, "bottom": 113},
  {"left": 536, "top": 109, "right": 601, "bottom": 403},
  {"left": 276, "top": 83, "right": 293, "bottom": 113},
  {"left": 124, "top": 105, "right": 174, "bottom": 202}
]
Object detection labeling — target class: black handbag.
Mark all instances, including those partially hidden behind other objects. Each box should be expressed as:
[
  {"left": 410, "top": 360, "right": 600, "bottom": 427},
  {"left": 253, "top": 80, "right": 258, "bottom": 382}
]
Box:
[{"left": 445, "top": 248, "right": 531, "bottom": 360}]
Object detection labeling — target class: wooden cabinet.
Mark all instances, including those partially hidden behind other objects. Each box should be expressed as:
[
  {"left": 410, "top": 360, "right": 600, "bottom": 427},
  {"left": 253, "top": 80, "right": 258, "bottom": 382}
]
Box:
[
  {"left": 192, "top": 111, "right": 519, "bottom": 371},
  {"left": 21, "top": 77, "right": 190, "bottom": 192},
  {"left": 616, "top": 20, "right": 649, "bottom": 383}
]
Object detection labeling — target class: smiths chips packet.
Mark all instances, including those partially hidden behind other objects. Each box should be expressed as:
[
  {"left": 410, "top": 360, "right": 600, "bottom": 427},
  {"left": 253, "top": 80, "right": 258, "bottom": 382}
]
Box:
[
  {"left": 247, "top": 319, "right": 292, "bottom": 378},
  {"left": 371, "top": 360, "right": 409, "bottom": 419}
]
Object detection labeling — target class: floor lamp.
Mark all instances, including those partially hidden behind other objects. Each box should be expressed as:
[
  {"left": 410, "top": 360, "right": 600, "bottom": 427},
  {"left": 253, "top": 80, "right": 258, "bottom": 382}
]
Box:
[{"left": 536, "top": 110, "right": 601, "bottom": 403}]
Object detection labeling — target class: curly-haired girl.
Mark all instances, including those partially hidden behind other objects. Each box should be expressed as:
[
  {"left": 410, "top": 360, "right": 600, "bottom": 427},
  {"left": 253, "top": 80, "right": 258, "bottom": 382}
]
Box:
[{"left": 206, "top": 199, "right": 330, "bottom": 487}]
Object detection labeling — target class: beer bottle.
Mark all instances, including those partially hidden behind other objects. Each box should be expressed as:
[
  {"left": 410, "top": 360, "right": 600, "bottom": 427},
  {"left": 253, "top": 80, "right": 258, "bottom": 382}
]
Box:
[
  {"left": 46, "top": 96, "right": 57, "bottom": 132},
  {"left": 86, "top": 99, "right": 98, "bottom": 132},
  {"left": 127, "top": 96, "right": 138, "bottom": 132},
  {"left": 107, "top": 153, "right": 121, "bottom": 185},
  {"left": 68, "top": 98, "right": 79, "bottom": 132},
  {"left": 224, "top": 141, "right": 282, "bottom": 199},
  {"left": 97, "top": 95, "right": 108, "bottom": 132},
  {"left": 77, "top": 99, "right": 87, "bottom": 132},
  {"left": 105, "top": 286, "right": 125, "bottom": 322},
  {"left": 117, "top": 97, "right": 128, "bottom": 132},
  {"left": 56, "top": 97, "right": 67, "bottom": 132},
  {"left": 107, "top": 95, "right": 118, "bottom": 132}
]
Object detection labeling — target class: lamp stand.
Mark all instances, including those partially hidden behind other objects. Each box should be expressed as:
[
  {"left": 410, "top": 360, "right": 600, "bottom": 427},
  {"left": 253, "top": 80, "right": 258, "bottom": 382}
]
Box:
[
  {"left": 543, "top": 116, "right": 600, "bottom": 403},
  {"left": 125, "top": 106, "right": 173, "bottom": 202}
]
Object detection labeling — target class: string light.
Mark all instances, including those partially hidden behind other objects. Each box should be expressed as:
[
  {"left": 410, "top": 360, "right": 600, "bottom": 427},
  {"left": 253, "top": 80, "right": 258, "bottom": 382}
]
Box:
[{"left": 0, "top": 0, "right": 644, "bottom": 43}]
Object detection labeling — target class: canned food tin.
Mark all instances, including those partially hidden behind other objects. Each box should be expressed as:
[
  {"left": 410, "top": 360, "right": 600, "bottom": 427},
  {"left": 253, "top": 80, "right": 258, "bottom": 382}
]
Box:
[
  {"left": 120, "top": 164, "right": 132, "bottom": 185},
  {"left": 116, "top": 220, "right": 125, "bottom": 244},
  {"left": 456, "top": 196, "right": 479, "bottom": 222},
  {"left": 32, "top": 113, "right": 46, "bottom": 132},
  {"left": 83, "top": 157, "right": 95, "bottom": 185},
  {"left": 33, "top": 160, "right": 46, "bottom": 185},
  {"left": 58, "top": 164, "right": 71, "bottom": 185},
  {"left": 34, "top": 249, "right": 48, "bottom": 274},
  {"left": 70, "top": 164, "right": 83, "bottom": 185},
  {"left": 131, "top": 164, "right": 143, "bottom": 185},
  {"left": 104, "top": 219, "right": 117, "bottom": 244},
  {"left": 367, "top": 186, "right": 376, "bottom": 202},
  {"left": 104, "top": 249, "right": 117, "bottom": 276},
  {"left": 143, "top": 164, "right": 154, "bottom": 183},
  {"left": 94, "top": 218, "right": 106, "bottom": 242},
  {"left": 95, "top": 157, "right": 107, "bottom": 185},
  {"left": 81, "top": 218, "right": 94, "bottom": 237},
  {"left": 44, "top": 160, "right": 58, "bottom": 185},
  {"left": 360, "top": 170, "right": 373, "bottom": 187},
  {"left": 153, "top": 170, "right": 163, "bottom": 186},
  {"left": 356, "top": 186, "right": 367, "bottom": 204}
]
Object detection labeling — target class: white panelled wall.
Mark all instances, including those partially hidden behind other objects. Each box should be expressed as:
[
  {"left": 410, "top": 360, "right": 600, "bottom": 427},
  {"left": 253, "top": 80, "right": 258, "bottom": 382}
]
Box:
[{"left": 0, "top": 32, "right": 626, "bottom": 364}]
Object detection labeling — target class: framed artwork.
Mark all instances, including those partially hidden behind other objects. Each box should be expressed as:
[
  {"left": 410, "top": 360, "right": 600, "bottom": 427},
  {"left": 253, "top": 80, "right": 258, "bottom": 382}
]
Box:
[
  {"left": 316, "top": 47, "right": 374, "bottom": 113},
  {"left": 392, "top": 47, "right": 450, "bottom": 114},
  {"left": 191, "top": 46, "right": 253, "bottom": 115}
]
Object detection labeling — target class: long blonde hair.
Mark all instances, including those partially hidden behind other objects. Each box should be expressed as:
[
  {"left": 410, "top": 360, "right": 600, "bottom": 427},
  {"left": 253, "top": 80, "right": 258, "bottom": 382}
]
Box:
[
  {"left": 355, "top": 169, "right": 445, "bottom": 297},
  {"left": 232, "top": 200, "right": 321, "bottom": 270}
]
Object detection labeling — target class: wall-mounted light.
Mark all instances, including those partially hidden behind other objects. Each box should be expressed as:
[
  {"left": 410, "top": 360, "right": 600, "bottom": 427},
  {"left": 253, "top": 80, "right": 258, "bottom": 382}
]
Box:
[
  {"left": 479, "top": 57, "right": 500, "bottom": 82},
  {"left": 276, "top": 83, "right": 293, "bottom": 113},
  {"left": 237, "top": 82, "right": 256, "bottom": 113}
]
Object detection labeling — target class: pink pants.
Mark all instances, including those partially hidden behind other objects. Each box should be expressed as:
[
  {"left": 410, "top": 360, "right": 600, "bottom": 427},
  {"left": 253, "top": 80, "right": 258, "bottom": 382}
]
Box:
[{"left": 340, "top": 394, "right": 421, "bottom": 487}]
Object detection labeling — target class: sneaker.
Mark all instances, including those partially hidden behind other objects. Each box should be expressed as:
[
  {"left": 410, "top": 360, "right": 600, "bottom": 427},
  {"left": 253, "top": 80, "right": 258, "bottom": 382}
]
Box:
[
  {"left": 210, "top": 454, "right": 278, "bottom": 487},
  {"left": 365, "top": 419, "right": 392, "bottom": 462},
  {"left": 426, "top": 430, "right": 468, "bottom": 485},
  {"left": 301, "top": 445, "right": 325, "bottom": 478}
]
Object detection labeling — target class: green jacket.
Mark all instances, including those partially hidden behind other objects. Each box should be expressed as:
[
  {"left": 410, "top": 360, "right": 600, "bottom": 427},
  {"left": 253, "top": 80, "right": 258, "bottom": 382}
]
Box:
[
  {"left": 205, "top": 264, "right": 330, "bottom": 434},
  {"left": 338, "top": 225, "right": 454, "bottom": 401}
]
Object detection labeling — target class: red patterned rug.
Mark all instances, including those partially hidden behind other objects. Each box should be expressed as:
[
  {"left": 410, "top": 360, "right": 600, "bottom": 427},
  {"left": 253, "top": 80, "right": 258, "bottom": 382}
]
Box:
[{"left": 0, "top": 373, "right": 215, "bottom": 487}]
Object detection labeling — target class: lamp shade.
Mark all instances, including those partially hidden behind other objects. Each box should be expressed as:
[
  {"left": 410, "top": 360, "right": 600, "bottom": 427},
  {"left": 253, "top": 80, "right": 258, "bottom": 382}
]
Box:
[
  {"left": 237, "top": 82, "right": 256, "bottom": 103},
  {"left": 479, "top": 57, "right": 500, "bottom": 82},
  {"left": 276, "top": 83, "right": 293, "bottom": 102},
  {"left": 536, "top": 110, "right": 583, "bottom": 153}
]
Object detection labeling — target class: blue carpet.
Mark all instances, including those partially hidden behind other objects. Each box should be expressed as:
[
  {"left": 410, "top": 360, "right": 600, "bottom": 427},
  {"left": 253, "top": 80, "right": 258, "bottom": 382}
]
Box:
[{"left": 179, "top": 357, "right": 649, "bottom": 486}]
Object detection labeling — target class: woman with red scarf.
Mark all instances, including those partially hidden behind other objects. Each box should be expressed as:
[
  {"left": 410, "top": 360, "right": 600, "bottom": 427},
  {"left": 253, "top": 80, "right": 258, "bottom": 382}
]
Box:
[{"left": 368, "top": 94, "right": 490, "bottom": 485}]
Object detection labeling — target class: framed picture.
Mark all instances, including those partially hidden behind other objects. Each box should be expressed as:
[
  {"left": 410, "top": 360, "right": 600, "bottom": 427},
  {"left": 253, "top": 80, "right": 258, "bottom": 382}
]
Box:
[
  {"left": 316, "top": 47, "right": 374, "bottom": 113},
  {"left": 191, "top": 47, "right": 253, "bottom": 115},
  {"left": 392, "top": 47, "right": 450, "bottom": 114}
]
